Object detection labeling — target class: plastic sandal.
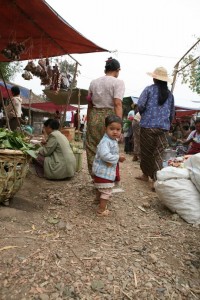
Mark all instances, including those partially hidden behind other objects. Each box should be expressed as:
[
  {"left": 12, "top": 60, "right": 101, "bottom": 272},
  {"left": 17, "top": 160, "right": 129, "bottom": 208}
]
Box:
[{"left": 97, "top": 209, "right": 110, "bottom": 217}]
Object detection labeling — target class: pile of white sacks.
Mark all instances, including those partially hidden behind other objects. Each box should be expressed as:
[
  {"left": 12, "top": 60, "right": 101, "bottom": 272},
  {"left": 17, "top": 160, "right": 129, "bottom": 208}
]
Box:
[{"left": 155, "top": 153, "right": 200, "bottom": 224}]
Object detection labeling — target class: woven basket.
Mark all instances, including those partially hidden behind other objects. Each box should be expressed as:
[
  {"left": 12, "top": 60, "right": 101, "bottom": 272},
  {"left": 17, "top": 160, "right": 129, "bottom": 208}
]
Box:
[{"left": 0, "top": 149, "right": 30, "bottom": 202}]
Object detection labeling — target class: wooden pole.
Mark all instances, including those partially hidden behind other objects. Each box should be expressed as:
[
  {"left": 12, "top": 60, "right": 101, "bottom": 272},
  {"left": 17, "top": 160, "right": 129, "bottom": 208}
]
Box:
[
  {"left": 174, "top": 39, "right": 200, "bottom": 67},
  {"left": 171, "top": 39, "right": 200, "bottom": 93},
  {"left": 77, "top": 89, "right": 81, "bottom": 141},
  {"left": 0, "top": 89, "right": 10, "bottom": 130},
  {"left": 29, "top": 89, "right": 32, "bottom": 125},
  {"left": 0, "top": 66, "right": 22, "bottom": 131}
]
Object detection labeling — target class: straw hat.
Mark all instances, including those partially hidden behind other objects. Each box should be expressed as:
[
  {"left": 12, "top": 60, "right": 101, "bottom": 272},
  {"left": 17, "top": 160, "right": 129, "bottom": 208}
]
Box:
[{"left": 147, "top": 67, "right": 172, "bottom": 83}]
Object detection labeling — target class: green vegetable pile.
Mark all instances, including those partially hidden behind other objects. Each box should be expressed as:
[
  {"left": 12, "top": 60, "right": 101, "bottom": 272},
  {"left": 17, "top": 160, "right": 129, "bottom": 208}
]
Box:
[
  {"left": 0, "top": 129, "right": 38, "bottom": 158},
  {"left": 70, "top": 141, "right": 83, "bottom": 154}
]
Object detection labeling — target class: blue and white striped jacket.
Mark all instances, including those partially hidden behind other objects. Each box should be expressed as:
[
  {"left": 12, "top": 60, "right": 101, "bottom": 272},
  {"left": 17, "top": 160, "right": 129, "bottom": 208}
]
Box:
[{"left": 92, "top": 134, "right": 119, "bottom": 181}]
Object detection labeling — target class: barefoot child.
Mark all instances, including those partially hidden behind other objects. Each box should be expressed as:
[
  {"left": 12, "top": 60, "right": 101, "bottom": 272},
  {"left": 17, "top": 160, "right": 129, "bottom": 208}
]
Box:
[{"left": 92, "top": 115, "right": 126, "bottom": 216}]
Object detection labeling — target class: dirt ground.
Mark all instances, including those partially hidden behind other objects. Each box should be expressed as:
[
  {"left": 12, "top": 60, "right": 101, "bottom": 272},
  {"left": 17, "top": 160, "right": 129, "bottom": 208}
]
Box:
[{"left": 0, "top": 149, "right": 200, "bottom": 300}]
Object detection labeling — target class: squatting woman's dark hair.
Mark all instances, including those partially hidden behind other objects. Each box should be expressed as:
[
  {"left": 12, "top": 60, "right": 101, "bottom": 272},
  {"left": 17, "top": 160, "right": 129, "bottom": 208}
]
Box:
[
  {"left": 153, "top": 78, "right": 169, "bottom": 105},
  {"left": 44, "top": 118, "right": 60, "bottom": 130},
  {"left": 11, "top": 86, "right": 20, "bottom": 96},
  {"left": 105, "top": 115, "right": 122, "bottom": 127},
  {"left": 105, "top": 57, "right": 120, "bottom": 72}
]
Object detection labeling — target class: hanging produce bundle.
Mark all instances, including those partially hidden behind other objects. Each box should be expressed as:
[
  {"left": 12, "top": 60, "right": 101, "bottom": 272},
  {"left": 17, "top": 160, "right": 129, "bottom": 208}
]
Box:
[
  {"left": 0, "top": 129, "right": 39, "bottom": 158},
  {"left": 22, "top": 70, "right": 33, "bottom": 80},
  {"left": 22, "top": 58, "right": 70, "bottom": 92},
  {"left": 1, "top": 42, "right": 25, "bottom": 61},
  {"left": 22, "top": 58, "right": 53, "bottom": 86}
]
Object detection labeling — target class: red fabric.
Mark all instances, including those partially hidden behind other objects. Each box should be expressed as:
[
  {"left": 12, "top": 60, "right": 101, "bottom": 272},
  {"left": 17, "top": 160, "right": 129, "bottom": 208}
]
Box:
[
  {"left": 115, "top": 163, "right": 120, "bottom": 182},
  {"left": 94, "top": 176, "right": 113, "bottom": 184},
  {"left": 187, "top": 131, "right": 200, "bottom": 154},
  {"left": 175, "top": 110, "right": 199, "bottom": 118},
  {"left": 93, "top": 163, "right": 120, "bottom": 183},
  {"left": 187, "top": 142, "right": 200, "bottom": 154},
  {"left": 22, "top": 102, "right": 77, "bottom": 113},
  {"left": 0, "top": 0, "right": 107, "bottom": 62},
  {"left": 0, "top": 86, "right": 12, "bottom": 98}
]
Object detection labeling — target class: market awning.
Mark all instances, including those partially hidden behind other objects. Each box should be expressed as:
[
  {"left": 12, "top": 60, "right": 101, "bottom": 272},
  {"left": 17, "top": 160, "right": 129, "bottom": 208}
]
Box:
[
  {"left": 22, "top": 102, "right": 77, "bottom": 113},
  {"left": 43, "top": 88, "right": 88, "bottom": 105},
  {"left": 175, "top": 105, "right": 200, "bottom": 118},
  {"left": 175, "top": 109, "right": 199, "bottom": 118},
  {"left": 0, "top": 0, "right": 107, "bottom": 62}
]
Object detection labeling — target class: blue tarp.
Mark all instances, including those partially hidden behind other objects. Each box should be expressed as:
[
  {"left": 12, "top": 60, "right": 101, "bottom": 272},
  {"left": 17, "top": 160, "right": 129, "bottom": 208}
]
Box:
[{"left": 0, "top": 81, "right": 30, "bottom": 99}]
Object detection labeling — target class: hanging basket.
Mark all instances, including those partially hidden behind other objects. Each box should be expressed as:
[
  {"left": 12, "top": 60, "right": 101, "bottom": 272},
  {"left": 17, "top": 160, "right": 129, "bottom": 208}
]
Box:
[{"left": 0, "top": 149, "right": 30, "bottom": 203}]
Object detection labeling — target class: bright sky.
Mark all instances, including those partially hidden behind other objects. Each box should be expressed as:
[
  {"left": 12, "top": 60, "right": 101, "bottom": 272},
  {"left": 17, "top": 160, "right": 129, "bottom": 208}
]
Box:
[{"left": 15, "top": 0, "right": 200, "bottom": 108}]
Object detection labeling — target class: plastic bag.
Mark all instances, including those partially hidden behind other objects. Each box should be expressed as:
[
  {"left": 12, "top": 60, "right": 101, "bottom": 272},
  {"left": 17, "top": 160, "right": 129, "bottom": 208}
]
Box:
[
  {"left": 155, "top": 178, "right": 200, "bottom": 224},
  {"left": 184, "top": 153, "right": 200, "bottom": 192},
  {"left": 156, "top": 166, "right": 190, "bottom": 181}
]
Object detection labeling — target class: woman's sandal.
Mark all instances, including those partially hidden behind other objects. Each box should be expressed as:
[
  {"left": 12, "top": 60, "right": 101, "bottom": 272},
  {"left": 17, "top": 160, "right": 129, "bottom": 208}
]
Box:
[{"left": 97, "top": 209, "right": 110, "bottom": 217}]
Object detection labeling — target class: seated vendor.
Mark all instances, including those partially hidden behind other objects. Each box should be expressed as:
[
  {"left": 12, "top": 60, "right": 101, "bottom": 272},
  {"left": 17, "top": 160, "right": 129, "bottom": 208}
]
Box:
[
  {"left": 35, "top": 119, "right": 76, "bottom": 179},
  {"left": 182, "top": 119, "right": 200, "bottom": 155},
  {"left": 180, "top": 123, "right": 191, "bottom": 140},
  {"left": 172, "top": 124, "right": 182, "bottom": 139},
  {"left": 167, "top": 132, "right": 179, "bottom": 149}
]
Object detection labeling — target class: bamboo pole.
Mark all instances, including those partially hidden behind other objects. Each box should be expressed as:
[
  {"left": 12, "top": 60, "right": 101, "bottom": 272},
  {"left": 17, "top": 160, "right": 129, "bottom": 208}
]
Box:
[
  {"left": 0, "top": 89, "right": 10, "bottom": 130},
  {"left": 174, "top": 39, "right": 200, "bottom": 67},
  {"left": 171, "top": 63, "right": 179, "bottom": 93},
  {"left": 77, "top": 88, "right": 81, "bottom": 141},
  {"left": 0, "top": 67, "right": 22, "bottom": 131},
  {"left": 29, "top": 89, "right": 32, "bottom": 125},
  {"left": 177, "top": 55, "right": 200, "bottom": 73},
  {"left": 171, "top": 39, "right": 200, "bottom": 93}
]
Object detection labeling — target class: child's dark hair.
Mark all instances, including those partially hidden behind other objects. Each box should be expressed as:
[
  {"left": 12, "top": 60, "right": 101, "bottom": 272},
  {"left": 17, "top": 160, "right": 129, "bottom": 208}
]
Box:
[
  {"left": 11, "top": 86, "right": 20, "bottom": 96},
  {"left": 105, "top": 115, "right": 122, "bottom": 127},
  {"left": 44, "top": 118, "right": 60, "bottom": 130}
]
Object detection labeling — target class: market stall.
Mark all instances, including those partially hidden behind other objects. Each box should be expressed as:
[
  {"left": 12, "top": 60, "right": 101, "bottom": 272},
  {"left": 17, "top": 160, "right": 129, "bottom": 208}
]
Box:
[{"left": 0, "top": 0, "right": 108, "bottom": 204}]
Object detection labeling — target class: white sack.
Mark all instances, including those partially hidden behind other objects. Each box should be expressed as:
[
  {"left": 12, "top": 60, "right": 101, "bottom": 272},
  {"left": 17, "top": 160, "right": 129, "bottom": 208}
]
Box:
[
  {"left": 155, "top": 178, "right": 200, "bottom": 224},
  {"left": 184, "top": 153, "right": 200, "bottom": 193},
  {"left": 157, "top": 166, "right": 190, "bottom": 181}
]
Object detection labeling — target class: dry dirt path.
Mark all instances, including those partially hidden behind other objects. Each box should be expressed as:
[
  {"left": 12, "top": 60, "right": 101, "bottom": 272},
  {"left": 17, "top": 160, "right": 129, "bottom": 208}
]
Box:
[{"left": 0, "top": 151, "right": 200, "bottom": 300}]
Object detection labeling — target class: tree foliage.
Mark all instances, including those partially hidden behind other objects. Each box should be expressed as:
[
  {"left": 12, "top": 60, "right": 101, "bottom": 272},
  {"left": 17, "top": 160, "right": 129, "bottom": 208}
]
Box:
[
  {"left": 179, "top": 40, "right": 200, "bottom": 94},
  {"left": 59, "top": 59, "right": 80, "bottom": 88},
  {"left": 0, "top": 62, "right": 22, "bottom": 82}
]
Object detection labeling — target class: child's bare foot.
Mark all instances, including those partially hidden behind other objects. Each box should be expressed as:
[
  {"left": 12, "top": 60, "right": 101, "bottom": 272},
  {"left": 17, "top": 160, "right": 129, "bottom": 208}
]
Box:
[{"left": 97, "top": 198, "right": 109, "bottom": 216}]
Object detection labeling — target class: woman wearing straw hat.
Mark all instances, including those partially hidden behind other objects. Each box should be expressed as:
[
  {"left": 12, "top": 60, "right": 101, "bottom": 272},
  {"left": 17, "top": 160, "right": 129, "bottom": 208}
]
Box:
[{"left": 136, "top": 67, "right": 175, "bottom": 190}]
